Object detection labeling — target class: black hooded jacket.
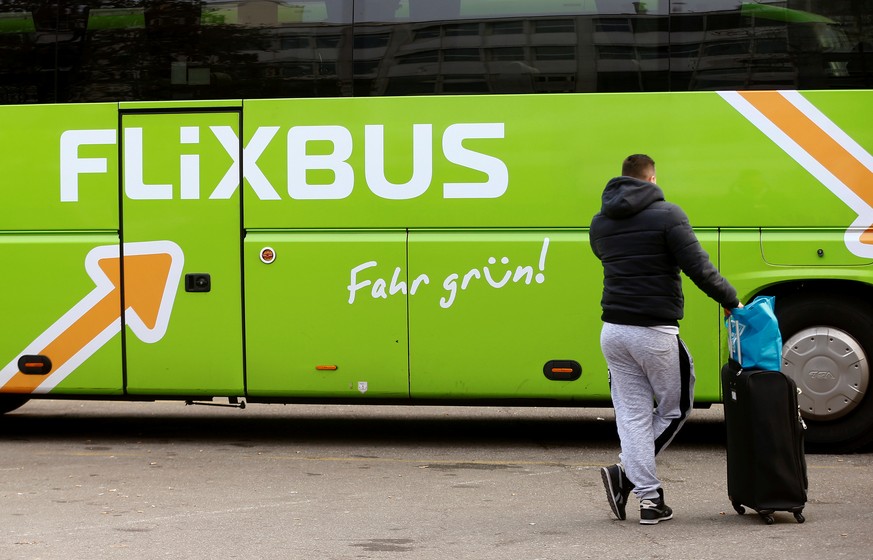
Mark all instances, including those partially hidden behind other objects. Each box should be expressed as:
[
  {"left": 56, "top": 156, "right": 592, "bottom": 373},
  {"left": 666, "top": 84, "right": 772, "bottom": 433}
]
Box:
[{"left": 589, "top": 176, "right": 739, "bottom": 327}]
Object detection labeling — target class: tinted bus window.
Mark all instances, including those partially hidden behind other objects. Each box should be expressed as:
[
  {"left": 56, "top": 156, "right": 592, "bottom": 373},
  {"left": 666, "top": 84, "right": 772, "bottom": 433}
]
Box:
[
  {"left": 670, "top": 0, "right": 873, "bottom": 90},
  {"left": 0, "top": 0, "right": 353, "bottom": 104},
  {"left": 353, "top": 0, "right": 872, "bottom": 95},
  {"left": 1, "top": 0, "right": 871, "bottom": 103},
  {"left": 352, "top": 0, "right": 670, "bottom": 95}
]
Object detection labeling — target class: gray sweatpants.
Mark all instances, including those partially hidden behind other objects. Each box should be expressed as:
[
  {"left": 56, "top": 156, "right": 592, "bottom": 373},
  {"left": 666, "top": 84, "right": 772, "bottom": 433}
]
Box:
[{"left": 600, "top": 322, "right": 695, "bottom": 501}]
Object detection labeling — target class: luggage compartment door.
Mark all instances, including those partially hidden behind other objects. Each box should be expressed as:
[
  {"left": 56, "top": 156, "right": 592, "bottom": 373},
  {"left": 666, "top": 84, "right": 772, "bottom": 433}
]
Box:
[
  {"left": 244, "top": 231, "right": 409, "bottom": 399},
  {"left": 120, "top": 110, "right": 244, "bottom": 396}
]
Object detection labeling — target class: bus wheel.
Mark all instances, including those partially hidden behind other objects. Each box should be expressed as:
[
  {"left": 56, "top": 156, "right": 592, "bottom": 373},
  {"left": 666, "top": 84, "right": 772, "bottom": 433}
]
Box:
[
  {"left": 0, "top": 395, "right": 29, "bottom": 415},
  {"left": 778, "top": 294, "right": 873, "bottom": 453}
]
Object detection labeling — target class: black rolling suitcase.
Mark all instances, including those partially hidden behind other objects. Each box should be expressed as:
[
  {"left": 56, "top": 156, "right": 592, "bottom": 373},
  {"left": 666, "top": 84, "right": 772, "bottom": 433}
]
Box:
[{"left": 721, "top": 360, "right": 808, "bottom": 524}]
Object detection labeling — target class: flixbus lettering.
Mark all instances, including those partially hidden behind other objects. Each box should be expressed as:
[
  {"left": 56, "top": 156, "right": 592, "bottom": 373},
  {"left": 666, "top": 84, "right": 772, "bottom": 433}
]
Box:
[{"left": 59, "top": 123, "right": 508, "bottom": 202}]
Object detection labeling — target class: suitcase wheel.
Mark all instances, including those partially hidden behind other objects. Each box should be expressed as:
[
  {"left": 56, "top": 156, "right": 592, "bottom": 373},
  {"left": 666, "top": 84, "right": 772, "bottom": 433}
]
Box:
[
  {"left": 760, "top": 511, "right": 804, "bottom": 524},
  {"left": 732, "top": 502, "right": 745, "bottom": 515}
]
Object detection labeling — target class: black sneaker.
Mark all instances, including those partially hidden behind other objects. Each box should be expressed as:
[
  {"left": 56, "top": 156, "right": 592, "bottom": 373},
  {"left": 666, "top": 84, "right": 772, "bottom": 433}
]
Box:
[
  {"left": 600, "top": 463, "right": 632, "bottom": 520},
  {"left": 639, "top": 489, "right": 673, "bottom": 525}
]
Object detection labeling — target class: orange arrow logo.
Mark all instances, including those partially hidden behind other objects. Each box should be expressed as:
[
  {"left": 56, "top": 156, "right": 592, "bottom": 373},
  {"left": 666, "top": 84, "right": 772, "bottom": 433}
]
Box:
[
  {"left": 719, "top": 90, "right": 873, "bottom": 257},
  {"left": 0, "top": 241, "right": 184, "bottom": 394}
]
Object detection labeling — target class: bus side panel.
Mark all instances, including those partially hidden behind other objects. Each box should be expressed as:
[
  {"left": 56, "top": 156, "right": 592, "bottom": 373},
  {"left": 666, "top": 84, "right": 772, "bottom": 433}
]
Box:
[
  {"left": 241, "top": 95, "right": 591, "bottom": 230},
  {"left": 407, "top": 229, "right": 607, "bottom": 400},
  {"left": 244, "top": 231, "right": 409, "bottom": 398},
  {"left": 761, "top": 229, "right": 873, "bottom": 266},
  {"left": 121, "top": 111, "right": 244, "bottom": 396},
  {"left": 0, "top": 233, "right": 123, "bottom": 395},
  {"left": 0, "top": 102, "right": 121, "bottom": 396},
  {"left": 0, "top": 104, "right": 118, "bottom": 231},
  {"left": 240, "top": 93, "right": 859, "bottom": 231},
  {"left": 679, "top": 230, "right": 724, "bottom": 404}
]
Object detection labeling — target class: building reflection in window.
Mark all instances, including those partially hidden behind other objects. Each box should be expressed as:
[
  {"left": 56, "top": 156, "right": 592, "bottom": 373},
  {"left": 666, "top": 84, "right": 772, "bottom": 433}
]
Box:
[{"left": 0, "top": 0, "right": 869, "bottom": 103}]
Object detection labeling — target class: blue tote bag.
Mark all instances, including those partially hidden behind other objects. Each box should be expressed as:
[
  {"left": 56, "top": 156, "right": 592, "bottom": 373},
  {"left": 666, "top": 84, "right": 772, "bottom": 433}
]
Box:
[{"left": 726, "top": 295, "right": 783, "bottom": 371}]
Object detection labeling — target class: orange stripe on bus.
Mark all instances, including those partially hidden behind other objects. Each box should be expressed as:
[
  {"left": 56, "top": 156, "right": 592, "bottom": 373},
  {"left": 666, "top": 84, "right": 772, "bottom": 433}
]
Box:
[
  {"left": 1, "top": 291, "right": 121, "bottom": 393},
  {"left": 738, "top": 91, "right": 873, "bottom": 243}
]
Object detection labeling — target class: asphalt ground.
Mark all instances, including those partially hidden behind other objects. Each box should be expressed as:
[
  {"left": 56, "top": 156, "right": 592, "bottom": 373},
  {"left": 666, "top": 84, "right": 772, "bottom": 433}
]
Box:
[{"left": 0, "top": 400, "right": 871, "bottom": 559}]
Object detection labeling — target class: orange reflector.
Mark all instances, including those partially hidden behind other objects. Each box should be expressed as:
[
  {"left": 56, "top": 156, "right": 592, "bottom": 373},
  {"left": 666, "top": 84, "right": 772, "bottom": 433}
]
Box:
[
  {"left": 316, "top": 365, "right": 338, "bottom": 371},
  {"left": 24, "top": 363, "right": 43, "bottom": 369},
  {"left": 543, "top": 360, "right": 581, "bottom": 381}
]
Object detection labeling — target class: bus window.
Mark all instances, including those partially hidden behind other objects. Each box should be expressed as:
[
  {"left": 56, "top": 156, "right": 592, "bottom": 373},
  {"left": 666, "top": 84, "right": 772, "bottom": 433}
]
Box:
[
  {"left": 0, "top": 9, "right": 39, "bottom": 104},
  {"left": 0, "top": 3, "right": 90, "bottom": 104},
  {"left": 3, "top": 0, "right": 870, "bottom": 102},
  {"left": 353, "top": 0, "right": 669, "bottom": 95},
  {"left": 0, "top": 0, "right": 354, "bottom": 104},
  {"left": 670, "top": 0, "right": 871, "bottom": 91}
]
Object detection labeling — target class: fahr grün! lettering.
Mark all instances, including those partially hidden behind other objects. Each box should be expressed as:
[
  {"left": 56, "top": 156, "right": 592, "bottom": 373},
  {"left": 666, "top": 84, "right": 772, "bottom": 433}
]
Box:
[{"left": 347, "top": 238, "right": 550, "bottom": 309}]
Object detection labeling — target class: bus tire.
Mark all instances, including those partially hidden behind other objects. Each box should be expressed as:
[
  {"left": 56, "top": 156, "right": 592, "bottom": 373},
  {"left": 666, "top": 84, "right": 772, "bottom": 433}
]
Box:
[
  {"left": 777, "top": 294, "right": 873, "bottom": 453},
  {"left": 0, "top": 395, "right": 28, "bottom": 415}
]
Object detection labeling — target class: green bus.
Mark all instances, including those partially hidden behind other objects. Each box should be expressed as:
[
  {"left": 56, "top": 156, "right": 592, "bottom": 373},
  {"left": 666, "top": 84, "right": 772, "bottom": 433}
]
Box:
[{"left": 1, "top": 0, "right": 872, "bottom": 451}]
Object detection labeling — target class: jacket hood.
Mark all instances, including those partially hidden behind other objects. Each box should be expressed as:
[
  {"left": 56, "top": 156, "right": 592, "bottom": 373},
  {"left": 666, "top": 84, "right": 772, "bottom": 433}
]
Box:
[{"left": 600, "top": 176, "right": 665, "bottom": 219}]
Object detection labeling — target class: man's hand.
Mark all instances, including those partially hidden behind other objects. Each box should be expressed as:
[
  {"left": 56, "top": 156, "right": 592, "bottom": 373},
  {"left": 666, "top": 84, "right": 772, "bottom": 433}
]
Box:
[{"left": 724, "top": 301, "right": 744, "bottom": 317}]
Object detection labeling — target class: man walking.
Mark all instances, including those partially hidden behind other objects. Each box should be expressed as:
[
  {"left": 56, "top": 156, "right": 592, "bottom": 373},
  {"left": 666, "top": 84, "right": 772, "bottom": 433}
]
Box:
[{"left": 589, "top": 154, "right": 740, "bottom": 524}]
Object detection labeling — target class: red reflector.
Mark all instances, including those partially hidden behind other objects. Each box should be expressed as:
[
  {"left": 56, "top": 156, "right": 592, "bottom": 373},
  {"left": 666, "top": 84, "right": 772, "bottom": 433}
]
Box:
[
  {"left": 316, "top": 365, "right": 338, "bottom": 371},
  {"left": 551, "top": 368, "right": 574, "bottom": 373},
  {"left": 260, "top": 247, "right": 276, "bottom": 264}
]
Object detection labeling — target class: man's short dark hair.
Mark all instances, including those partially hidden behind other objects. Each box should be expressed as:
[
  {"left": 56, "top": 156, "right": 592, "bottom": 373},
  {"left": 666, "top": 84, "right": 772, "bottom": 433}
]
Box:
[{"left": 622, "top": 154, "right": 655, "bottom": 181}]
